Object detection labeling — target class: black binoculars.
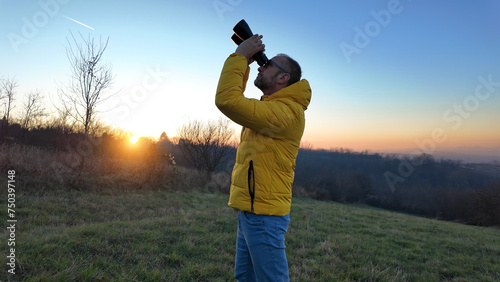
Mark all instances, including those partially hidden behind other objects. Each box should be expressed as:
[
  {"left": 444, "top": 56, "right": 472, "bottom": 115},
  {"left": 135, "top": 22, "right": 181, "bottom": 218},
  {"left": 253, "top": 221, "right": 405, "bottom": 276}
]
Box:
[{"left": 231, "top": 19, "right": 269, "bottom": 66}]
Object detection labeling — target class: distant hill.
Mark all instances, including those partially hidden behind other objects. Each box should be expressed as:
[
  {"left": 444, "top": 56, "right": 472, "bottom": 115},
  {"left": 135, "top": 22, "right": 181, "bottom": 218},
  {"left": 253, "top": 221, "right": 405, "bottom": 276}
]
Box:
[
  {"left": 380, "top": 146, "right": 500, "bottom": 164},
  {"left": 461, "top": 162, "right": 500, "bottom": 178},
  {"left": 293, "top": 148, "right": 500, "bottom": 226}
]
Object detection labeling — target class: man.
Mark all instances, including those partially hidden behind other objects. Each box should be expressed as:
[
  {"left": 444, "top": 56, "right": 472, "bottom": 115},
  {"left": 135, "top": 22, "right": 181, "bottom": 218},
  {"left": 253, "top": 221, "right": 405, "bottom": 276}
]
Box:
[{"left": 215, "top": 34, "right": 311, "bottom": 281}]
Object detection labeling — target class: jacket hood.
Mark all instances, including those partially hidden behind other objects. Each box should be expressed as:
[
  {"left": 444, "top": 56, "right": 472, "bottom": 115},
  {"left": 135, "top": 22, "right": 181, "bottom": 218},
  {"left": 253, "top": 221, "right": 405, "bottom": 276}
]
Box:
[{"left": 262, "top": 79, "right": 312, "bottom": 111}]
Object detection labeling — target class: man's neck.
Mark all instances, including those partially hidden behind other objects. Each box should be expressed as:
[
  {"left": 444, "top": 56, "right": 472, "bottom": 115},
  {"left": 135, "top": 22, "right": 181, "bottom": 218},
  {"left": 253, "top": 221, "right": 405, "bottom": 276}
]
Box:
[{"left": 262, "top": 85, "right": 286, "bottom": 96}]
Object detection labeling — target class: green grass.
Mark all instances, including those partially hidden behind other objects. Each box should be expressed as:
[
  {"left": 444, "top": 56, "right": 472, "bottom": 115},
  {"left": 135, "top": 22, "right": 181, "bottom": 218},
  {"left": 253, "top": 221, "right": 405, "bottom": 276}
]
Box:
[{"left": 1, "top": 188, "right": 499, "bottom": 281}]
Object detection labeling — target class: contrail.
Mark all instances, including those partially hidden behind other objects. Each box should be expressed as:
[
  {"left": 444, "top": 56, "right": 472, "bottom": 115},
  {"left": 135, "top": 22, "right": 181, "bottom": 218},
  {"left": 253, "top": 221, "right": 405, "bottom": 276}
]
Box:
[{"left": 63, "top": 15, "right": 95, "bottom": 30}]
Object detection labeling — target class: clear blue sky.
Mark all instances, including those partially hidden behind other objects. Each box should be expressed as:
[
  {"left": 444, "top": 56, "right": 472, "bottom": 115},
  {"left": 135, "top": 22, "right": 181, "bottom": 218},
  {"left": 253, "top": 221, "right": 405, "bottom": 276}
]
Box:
[{"left": 2, "top": 0, "right": 500, "bottom": 162}]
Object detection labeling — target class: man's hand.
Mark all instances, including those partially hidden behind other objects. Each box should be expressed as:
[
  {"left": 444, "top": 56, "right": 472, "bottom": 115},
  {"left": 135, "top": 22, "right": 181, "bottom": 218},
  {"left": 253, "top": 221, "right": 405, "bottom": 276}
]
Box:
[{"left": 235, "top": 34, "right": 265, "bottom": 65}]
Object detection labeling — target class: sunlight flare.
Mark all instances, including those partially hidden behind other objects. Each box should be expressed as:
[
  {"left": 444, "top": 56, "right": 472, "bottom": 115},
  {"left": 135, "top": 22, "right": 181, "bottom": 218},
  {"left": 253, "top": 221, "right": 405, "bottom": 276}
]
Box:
[{"left": 130, "top": 135, "right": 140, "bottom": 144}]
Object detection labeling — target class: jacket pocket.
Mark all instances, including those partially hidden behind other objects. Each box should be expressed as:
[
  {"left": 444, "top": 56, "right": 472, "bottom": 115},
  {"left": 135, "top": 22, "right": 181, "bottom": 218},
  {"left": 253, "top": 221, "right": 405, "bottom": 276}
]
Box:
[{"left": 248, "top": 160, "right": 255, "bottom": 213}]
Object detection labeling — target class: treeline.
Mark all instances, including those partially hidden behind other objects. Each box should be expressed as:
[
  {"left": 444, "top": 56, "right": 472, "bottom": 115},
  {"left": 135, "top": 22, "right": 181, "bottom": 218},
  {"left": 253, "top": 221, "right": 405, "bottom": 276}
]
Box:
[
  {"left": 1, "top": 121, "right": 499, "bottom": 227},
  {"left": 294, "top": 148, "right": 500, "bottom": 226},
  {"left": 0, "top": 120, "right": 234, "bottom": 193}
]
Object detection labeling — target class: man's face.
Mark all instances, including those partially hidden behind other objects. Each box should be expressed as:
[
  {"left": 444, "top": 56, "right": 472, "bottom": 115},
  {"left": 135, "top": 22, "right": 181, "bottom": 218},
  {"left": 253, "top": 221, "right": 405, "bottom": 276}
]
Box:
[{"left": 254, "top": 56, "right": 284, "bottom": 92}]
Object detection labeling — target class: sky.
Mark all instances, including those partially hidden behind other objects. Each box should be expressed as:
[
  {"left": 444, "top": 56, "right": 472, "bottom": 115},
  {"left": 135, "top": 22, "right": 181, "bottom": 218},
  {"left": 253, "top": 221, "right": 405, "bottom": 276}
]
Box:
[{"left": 1, "top": 0, "right": 500, "bottom": 163}]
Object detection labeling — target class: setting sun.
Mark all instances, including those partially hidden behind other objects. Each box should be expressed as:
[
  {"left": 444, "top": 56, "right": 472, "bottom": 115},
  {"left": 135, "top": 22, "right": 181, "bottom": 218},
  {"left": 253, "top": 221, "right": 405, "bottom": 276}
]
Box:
[{"left": 129, "top": 135, "right": 140, "bottom": 144}]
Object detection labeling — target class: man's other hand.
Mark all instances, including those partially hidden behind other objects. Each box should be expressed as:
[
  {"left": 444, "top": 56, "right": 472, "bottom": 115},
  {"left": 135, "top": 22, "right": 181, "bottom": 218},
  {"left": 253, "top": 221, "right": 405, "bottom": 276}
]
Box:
[{"left": 235, "top": 34, "right": 265, "bottom": 65}]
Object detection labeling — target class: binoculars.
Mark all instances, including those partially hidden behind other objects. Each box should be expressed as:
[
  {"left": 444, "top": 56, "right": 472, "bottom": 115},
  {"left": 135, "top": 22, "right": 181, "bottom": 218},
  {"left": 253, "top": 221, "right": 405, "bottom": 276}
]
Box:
[{"left": 231, "top": 19, "right": 269, "bottom": 66}]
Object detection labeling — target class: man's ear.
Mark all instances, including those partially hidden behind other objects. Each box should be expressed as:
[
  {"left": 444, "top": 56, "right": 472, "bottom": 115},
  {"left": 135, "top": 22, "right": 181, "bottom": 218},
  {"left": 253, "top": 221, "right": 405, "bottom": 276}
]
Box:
[{"left": 278, "top": 73, "right": 290, "bottom": 85}]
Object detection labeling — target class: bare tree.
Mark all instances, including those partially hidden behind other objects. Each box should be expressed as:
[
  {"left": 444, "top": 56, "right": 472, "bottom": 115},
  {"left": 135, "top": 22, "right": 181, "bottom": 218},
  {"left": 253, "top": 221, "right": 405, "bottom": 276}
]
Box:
[
  {"left": 21, "top": 90, "right": 46, "bottom": 129},
  {"left": 0, "top": 77, "right": 18, "bottom": 124},
  {"left": 177, "top": 118, "right": 235, "bottom": 174},
  {"left": 48, "top": 103, "right": 77, "bottom": 133},
  {"left": 59, "top": 32, "right": 114, "bottom": 135}
]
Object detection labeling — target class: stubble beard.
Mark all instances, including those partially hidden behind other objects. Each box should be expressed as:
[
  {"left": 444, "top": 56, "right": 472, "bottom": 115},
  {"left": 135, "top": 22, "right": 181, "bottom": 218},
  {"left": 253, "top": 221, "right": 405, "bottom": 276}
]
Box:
[
  {"left": 254, "top": 75, "right": 266, "bottom": 91},
  {"left": 254, "top": 73, "right": 277, "bottom": 92}
]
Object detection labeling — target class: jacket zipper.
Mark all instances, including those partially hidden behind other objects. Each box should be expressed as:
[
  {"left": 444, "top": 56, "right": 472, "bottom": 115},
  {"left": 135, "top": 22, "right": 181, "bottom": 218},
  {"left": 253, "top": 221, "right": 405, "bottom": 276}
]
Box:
[{"left": 248, "top": 160, "right": 255, "bottom": 213}]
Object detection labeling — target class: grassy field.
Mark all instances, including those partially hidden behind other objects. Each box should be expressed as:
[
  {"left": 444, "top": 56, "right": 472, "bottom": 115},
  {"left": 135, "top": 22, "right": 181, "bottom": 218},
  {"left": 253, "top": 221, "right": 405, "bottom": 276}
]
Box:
[{"left": 1, "top": 187, "right": 499, "bottom": 281}]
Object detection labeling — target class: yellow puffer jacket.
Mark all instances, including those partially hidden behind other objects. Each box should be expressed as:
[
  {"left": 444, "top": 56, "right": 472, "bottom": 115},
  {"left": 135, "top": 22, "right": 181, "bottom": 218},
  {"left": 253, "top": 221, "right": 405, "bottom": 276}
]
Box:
[{"left": 215, "top": 53, "right": 312, "bottom": 216}]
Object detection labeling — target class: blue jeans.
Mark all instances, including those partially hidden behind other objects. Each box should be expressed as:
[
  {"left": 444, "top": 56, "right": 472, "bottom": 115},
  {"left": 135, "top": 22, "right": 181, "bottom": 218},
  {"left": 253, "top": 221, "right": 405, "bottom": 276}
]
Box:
[{"left": 235, "top": 211, "right": 290, "bottom": 282}]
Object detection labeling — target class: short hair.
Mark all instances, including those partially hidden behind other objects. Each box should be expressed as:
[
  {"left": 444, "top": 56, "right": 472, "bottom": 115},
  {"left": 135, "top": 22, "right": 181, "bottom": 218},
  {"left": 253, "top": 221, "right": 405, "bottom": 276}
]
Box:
[{"left": 277, "top": 54, "right": 302, "bottom": 86}]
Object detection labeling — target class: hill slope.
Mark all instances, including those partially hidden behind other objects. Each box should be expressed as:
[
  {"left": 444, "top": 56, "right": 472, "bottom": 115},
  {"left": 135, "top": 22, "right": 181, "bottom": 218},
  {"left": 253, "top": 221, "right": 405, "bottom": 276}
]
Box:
[{"left": 2, "top": 189, "right": 499, "bottom": 281}]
